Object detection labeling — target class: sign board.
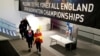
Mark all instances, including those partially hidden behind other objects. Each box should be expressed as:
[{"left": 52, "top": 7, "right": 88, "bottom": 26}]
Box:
[{"left": 19, "top": 0, "right": 100, "bottom": 29}]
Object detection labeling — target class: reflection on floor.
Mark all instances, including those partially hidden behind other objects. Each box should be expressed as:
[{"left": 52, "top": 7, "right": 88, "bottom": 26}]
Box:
[{"left": 1, "top": 30, "right": 100, "bottom": 56}]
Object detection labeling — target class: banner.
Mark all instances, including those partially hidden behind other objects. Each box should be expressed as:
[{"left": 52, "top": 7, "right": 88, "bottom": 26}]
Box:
[{"left": 19, "top": 0, "right": 100, "bottom": 29}]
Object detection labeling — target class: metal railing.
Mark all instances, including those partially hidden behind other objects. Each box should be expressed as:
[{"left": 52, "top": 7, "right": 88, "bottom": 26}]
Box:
[{"left": 0, "top": 18, "right": 17, "bottom": 36}]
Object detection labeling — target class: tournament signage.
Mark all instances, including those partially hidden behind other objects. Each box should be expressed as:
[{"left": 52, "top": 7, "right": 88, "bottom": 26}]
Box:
[{"left": 19, "top": 0, "right": 100, "bottom": 29}]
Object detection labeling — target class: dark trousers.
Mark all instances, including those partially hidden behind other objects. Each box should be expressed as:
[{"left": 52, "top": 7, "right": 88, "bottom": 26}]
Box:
[
  {"left": 20, "top": 31, "right": 24, "bottom": 38},
  {"left": 20, "top": 30, "right": 27, "bottom": 39},
  {"left": 27, "top": 41, "right": 33, "bottom": 48},
  {"left": 36, "top": 42, "right": 41, "bottom": 52}
]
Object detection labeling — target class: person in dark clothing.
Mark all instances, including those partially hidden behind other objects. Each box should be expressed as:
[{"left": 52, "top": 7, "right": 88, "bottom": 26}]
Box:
[
  {"left": 25, "top": 26, "right": 34, "bottom": 52},
  {"left": 19, "top": 21, "right": 25, "bottom": 40},
  {"left": 19, "top": 18, "right": 29, "bottom": 40},
  {"left": 21, "top": 18, "right": 29, "bottom": 31}
]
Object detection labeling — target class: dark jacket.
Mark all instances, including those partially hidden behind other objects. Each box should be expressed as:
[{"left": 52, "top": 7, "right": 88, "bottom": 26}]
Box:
[
  {"left": 25, "top": 30, "right": 34, "bottom": 42},
  {"left": 19, "top": 22, "right": 24, "bottom": 32},
  {"left": 22, "top": 19, "right": 29, "bottom": 30}
]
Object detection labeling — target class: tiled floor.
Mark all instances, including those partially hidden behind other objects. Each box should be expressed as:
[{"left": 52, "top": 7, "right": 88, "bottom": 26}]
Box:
[{"left": 1, "top": 30, "right": 100, "bottom": 56}]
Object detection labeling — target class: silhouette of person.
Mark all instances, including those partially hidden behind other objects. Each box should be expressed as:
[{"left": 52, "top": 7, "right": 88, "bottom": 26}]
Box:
[
  {"left": 34, "top": 29, "right": 43, "bottom": 54},
  {"left": 21, "top": 18, "right": 30, "bottom": 39},
  {"left": 19, "top": 21, "right": 25, "bottom": 40},
  {"left": 25, "top": 26, "right": 34, "bottom": 52}
]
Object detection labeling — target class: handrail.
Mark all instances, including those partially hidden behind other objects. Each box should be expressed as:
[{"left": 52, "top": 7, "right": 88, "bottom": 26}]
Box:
[
  {"left": 78, "top": 29, "right": 100, "bottom": 36},
  {"left": 0, "top": 18, "right": 16, "bottom": 28},
  {"left": 0, "top": 18, "right": 17, "bottom": 31}
]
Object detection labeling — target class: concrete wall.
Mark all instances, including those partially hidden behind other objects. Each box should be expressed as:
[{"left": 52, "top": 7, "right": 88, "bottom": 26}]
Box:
[
  {"left": 0, "top": 0, "right": 21, "bottom": 28},
  {"left": 78, "top": 25, "right": 100, "bottom": 42},
  {"left": 37, "top": 17, "right": 51, "bottom": 31}
]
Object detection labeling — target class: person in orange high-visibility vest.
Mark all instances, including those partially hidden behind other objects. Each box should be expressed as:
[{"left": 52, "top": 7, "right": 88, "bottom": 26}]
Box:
[{"left": 34, "top": 29, "right": 43, "bottom": 54}]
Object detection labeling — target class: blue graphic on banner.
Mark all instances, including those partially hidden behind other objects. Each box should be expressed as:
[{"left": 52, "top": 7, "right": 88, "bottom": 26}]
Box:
[
  {"left": 66, "top": 22, "right": 73, "bottom": 34},
  {"left": 66, "top": 22, "right": 74, "bottom": 40}
]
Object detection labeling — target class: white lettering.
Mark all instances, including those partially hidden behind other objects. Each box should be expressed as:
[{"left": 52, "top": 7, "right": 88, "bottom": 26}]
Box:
[
  {"left": 77, "top": 4, "right": 82, "bottom": 11},
  {"left": 79, "top": 14, "right": 84, "bottom": 22},
  {"left": 82, "top": 3, "right": 88, "bottom": 12},
  {"left": 88, "top": 4, "right": 94, "bottom": 12},
  {"left": 22, "top": 2, "right": 31, "bottom": 7}
]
